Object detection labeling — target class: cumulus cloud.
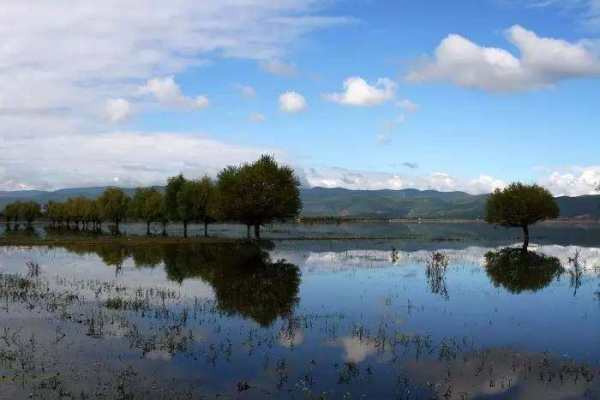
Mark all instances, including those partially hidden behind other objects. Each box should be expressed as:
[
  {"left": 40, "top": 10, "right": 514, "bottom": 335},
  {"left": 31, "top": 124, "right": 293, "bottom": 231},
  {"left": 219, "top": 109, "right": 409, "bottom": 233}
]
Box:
[
  {"left": 0, "top": 1, "right": 348, "bottom": 188},
  {"left": 304, "top": 166, "right": 507, "bottom": 194},
  {"left": 260, "top": 59, "right": 298, "bottom": 77},
  {"left": 0, "top": 132, "right": 281, "bottom": 191},
  {"left": 0, "top": 1, "right": 347, "bottom": 123},
  {"left": 540, "top": 166, "right": 600, "bottom": 196},
  {"left": 105, "top": 98, "right": 133, "bottom": 123},
  {"left": 407, "top": 25, "right": 600, "bottom": 92},
  {"left": 140, "top": 76, "right": 209, "bottom": 110},
  {"left": 279, "top": 91, "right": 307, "bottom": 113},
  {"left": 324, "top": 77, "right": 397, "bottom": 106}
]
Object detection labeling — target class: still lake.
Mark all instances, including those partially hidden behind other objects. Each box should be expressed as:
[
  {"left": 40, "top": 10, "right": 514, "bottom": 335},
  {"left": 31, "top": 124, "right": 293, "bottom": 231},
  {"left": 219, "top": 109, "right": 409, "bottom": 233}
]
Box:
[{"left": 0, "top": 222, "right": 599, "bottom": 399}]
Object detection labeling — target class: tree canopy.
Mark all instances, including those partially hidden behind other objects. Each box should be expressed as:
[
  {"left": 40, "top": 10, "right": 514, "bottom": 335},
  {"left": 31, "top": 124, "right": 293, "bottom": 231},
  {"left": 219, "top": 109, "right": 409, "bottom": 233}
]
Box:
[
  {"left": 98, "top": 187, "right": 130, "bottom": 234},
  {"left": 217, "top": 155, "right": 301, "bottom": 238},
  {"left": 485, "top": 183, "right": 559, "bottom": 252},
  {"left": 130, "top": 188, "right": 164, "bottom": 234},
  {"left": 2, "top": 155, "right": 301, "bottom": 239}
]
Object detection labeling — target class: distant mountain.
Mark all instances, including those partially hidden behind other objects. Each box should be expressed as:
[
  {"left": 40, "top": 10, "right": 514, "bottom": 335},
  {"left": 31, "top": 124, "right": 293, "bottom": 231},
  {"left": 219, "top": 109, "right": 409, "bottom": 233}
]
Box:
[
  {"left": 300, "top": 187, "right": 488, "bottom": 219},
  {"left": 1, "top": 186, "right": 599, "bottom": 220}
]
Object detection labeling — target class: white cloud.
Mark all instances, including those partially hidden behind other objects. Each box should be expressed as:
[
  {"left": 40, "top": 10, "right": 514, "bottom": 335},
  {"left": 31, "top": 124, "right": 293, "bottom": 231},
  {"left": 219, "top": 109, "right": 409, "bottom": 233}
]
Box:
[
  {"left": 0, "top": 132, "right": 282, "bottom": 191},
  {"left": 260, "top": 59, "right": 298, "bottom": 77},
  {"left": 0, "top": 1, "right": 346, "bottom": 122},
  {"left": 249, "top": 112, "right": 266, "bottom": 123},
  {"left": 396, "top": 99, "right": 419, "bottom": 113},
  {"left": 304, "top": 166, "right": 507, "bottom": 194},
  {"left": 407, "top": 25, "right": 600, "bottom": 92},
  {"left": 0, "top": 1, "right": 348, "bottom": 187},
  {"left": 324, "top": 77, "right": 397, "bottom": 106},
  {"left": 140, "top": 76, "right": 209, "bottom": 110},
  {"left": 279, "top": 91, "right": 307, "bottom": 113},
  {"left": 540, "top": 166, "right": 600, "bottom": 196},
  {"left": 105, "top": 98, "right": 133, "bottom": 123}
]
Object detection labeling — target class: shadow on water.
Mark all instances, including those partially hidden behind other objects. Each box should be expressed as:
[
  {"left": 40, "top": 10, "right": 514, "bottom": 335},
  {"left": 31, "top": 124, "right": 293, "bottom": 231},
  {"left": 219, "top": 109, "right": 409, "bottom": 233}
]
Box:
[
  {"left": 484, "top": 248, "right": 564, "bottom": 294},
  {"left": 57, "top": 241, "right": 301, "bottom": 327}
]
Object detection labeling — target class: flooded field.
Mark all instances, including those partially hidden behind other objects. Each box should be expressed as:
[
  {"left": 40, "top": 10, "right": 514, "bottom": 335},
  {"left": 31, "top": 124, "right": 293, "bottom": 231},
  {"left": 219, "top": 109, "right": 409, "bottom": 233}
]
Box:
[{"left": 0, "top": 224, "right": 599, "bottom": 399}]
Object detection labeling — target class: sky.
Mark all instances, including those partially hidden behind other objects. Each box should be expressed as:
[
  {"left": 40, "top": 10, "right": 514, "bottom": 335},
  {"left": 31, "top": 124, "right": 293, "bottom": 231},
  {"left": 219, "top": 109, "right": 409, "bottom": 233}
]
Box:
[{"left": 1, "top": 0, "right": 600, "bottom": 196}]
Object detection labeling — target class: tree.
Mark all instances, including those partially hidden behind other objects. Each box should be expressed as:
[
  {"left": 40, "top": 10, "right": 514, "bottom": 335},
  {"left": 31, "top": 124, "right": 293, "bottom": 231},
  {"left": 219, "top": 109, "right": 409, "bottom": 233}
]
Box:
[
  {"left": 130, "top": 187, "right": 164, "bottom": 235},
  {"left": 217, "top": 155, "right": 302, "bottom": 239},
  {"left": 165, "top": 174, "right": 186, "bottom": 222},
  {"left": 98, "top": 187, "right": 130, "bottom": 234},
  {"left": 485, "top": 183, "right": 559, "bottom": 253},
  {"left": 4, "top": 202, "right": 20, "bottom": 227},
  {"left": 47, "top": 201, "right": 66, "bottom": 228},
  {"left": 195, "top": 176, "right": 217, "bottom": 237},
  {"left": 19, "top": 201, "right": 41, "bottom": 228},
  {"left": 176, "top": 180, "right": 200, "bottom": 238}
]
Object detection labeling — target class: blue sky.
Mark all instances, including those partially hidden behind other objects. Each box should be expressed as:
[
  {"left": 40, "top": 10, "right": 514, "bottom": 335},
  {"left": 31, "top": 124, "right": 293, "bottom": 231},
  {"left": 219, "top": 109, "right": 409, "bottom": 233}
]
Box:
[{"left": 1, "top": 0, "right": 599, "bottom": 195}]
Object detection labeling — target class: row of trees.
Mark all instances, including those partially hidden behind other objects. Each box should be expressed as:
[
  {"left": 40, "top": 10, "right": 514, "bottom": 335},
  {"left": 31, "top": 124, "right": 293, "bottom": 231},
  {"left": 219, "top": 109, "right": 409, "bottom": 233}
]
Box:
[
  {"left": 2, "top": 155, "right": 302, "bottom": 239},
  {"left": 4, "top": 201, "right": 42, "bottom": 227}
]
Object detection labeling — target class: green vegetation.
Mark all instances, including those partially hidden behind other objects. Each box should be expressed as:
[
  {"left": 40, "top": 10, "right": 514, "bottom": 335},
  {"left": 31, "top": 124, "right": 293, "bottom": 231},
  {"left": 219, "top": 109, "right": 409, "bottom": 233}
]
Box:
[
  {"left": 3, "top": 201, "right": 41, "bottom": 228},
  {"left": 4, "top": 185, "right": 600, "bottom": 220},
  {"left": 97, "top": 187, "right": 130, "bottom": 234},
  {"left": 484, "top": 248, "right": 564, "bottom": 293},
  {"left": 1, "top": 155, "right": 301, "bottom": 239},
  {"left": 129, "top": 187, "right": 164, "bottom": 235},
  {"left": 485, "top": 183, "right": 559, "bottom": 252},
  {"left": 217, "top": 155, "right": 301, "bottom": 238}
]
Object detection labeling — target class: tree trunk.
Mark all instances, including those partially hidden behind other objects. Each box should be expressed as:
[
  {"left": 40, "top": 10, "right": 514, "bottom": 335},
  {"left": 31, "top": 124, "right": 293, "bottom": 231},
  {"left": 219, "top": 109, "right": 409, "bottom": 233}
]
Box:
[
  {"left": 254, "top": 224, "right": 261, "bottom": 240},
  {"left": 183, "top": 221, "right": 188, "bottom": 238},
  {"left": 204, "top": 221, "right": 208, "bottom": 238},
  {"left": 522, "top": 224, "right": 529, "bottom": 254},
  {"left": 146, "top": 221, "right": 151, "bottom": 236},
  {"left": 246, "top": 225, "right": 251, "bottom": 239},
  {"left": 115, "top": 220, "right": 120, "bottom": 236},
  {"left": 162, "top": 222, "right": 167, "bottom": 236}
]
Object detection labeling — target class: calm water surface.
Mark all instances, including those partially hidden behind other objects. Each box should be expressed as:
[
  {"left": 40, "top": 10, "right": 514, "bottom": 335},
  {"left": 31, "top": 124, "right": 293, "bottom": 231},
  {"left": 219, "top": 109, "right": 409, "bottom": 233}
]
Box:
[{"left": 0, "top": 224, "right": 599, "bottom": 399}]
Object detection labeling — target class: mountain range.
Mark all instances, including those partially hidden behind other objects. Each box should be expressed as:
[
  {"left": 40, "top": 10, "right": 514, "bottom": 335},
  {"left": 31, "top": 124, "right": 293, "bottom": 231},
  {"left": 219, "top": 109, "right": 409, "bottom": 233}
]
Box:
[{"left": 1, "top": 186, "right": 599, "bottom": 220}]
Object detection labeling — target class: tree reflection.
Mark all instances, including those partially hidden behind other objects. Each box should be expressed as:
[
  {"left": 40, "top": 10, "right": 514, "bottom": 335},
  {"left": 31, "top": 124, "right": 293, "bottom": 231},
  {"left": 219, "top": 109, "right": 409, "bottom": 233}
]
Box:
[
  {"left": 160, "top": 243, "right": 300, "bottom": 326},
  {"left": 484, "top": 248, "right": 564, "bottom": 294},
  {"left": 56, "top": 241, "right": 300, "bottom": 326}
]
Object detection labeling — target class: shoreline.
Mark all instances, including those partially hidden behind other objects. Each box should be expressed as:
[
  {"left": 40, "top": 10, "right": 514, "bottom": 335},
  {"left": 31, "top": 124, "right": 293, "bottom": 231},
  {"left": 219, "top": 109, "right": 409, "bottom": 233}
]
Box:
[{"left": 0, "top": 234, "right": 464, "bottom": 247}]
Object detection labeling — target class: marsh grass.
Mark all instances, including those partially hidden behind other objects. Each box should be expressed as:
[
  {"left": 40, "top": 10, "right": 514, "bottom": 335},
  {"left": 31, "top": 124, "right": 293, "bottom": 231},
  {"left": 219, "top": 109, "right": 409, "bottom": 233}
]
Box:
[
  {"left": 0, "top": 251, "right": 598, "bottom": 399},
  {"left": 425, "top": 251, "right": 450, "bottom": 300}
]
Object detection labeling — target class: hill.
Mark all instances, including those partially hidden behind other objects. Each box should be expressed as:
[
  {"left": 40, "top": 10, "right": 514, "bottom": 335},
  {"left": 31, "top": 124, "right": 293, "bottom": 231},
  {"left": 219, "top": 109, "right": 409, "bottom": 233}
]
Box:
[{"left": 1, "top": 186, "right": 599, "bottom": 220}]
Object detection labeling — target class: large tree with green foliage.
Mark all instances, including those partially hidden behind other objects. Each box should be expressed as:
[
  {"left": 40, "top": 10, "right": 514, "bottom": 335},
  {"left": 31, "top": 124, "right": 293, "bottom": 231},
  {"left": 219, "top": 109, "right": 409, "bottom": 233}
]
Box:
[
  {"left": 165, "top": 174, "right": 186, "bottom": 223},
  {"left": 130, "top": 187, "right": 164, "bottom": 235},
  {"left": 217, "top": 155, "right": 302, "bottom": 239},
  {"left": 4, "top": 202, "right": 20, "bottom": 227},
  {"left": 485, "top": 183, "right": 559, "bottom": 253},
  {"left": 194, "top": 176, "right": 217, "bottom": 237},
  {"left": 176, "top": 180, "right": 197, "bottom": 238},
  {"left": 98, "top": 187, "right": 130, "bottom": 234},
  {"left": 4, "top": 201, "right": 41, "bottom": 228}
]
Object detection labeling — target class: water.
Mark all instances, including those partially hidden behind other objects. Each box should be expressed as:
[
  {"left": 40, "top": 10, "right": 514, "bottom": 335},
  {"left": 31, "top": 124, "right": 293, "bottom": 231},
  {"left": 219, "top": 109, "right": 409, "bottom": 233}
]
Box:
[{"left": 0, "top": 224, "right": 599, "bottom": 399}]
